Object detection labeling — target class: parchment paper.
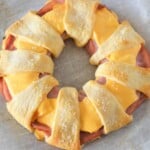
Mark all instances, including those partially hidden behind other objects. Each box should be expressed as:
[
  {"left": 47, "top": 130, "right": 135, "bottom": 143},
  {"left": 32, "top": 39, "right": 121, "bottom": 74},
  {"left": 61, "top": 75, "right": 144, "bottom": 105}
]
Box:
[{"left": 0, "top": 0, "right": 150, "bottom": 150}]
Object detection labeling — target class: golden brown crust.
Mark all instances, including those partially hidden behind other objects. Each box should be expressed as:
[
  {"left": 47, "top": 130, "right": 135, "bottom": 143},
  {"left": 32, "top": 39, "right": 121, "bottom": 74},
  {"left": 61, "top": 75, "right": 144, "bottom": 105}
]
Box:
[
  {"left": 80, "top": 128, "right": 104, "bottom": 145},
  {"left": 0, "top": 50, "right": 54, "bottom": 76},
  {"left": 64, "top": 0, "right": 99, "bottom": 47},
  {"left": 46, "top": 87, "right": 80, "bottom": 150}
]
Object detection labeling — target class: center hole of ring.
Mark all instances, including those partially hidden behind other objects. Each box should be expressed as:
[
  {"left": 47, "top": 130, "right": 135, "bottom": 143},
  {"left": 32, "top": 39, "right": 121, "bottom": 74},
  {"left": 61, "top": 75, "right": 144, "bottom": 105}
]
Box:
[{"left": 54, "top": 39, "right": 96, "bottom": 89}]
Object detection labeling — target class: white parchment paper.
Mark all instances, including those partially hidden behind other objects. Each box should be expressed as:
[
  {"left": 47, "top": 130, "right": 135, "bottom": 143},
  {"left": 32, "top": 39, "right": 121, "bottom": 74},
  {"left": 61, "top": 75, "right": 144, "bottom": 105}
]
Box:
[{"left": 0, "top": 0, "right": 150, "bottom": 150}]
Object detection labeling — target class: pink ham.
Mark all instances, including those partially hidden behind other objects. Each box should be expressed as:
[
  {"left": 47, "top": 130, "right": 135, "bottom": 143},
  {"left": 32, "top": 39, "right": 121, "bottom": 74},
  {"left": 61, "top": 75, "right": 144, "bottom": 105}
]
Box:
[
  {"left": 0, "top": 78, "right": 3, "bottom": 96},
  {"left": 136, "top": 45, "right": 150, "bottom": 68},
  {"left": 78, "top": 90, "right": 86, "bottom": 102},
  {"left": 37, "top": 0, "right": 65, "bottom": 16},
  {"left": 97, "top": 77, "right": 106, "bottom": 85},
  {"left": 32, "top": 121, "right": 51, "bottom": 136},
  {"left": 126, "top": 92, "right": 147, "bottom": 115},
  {"left": 2, "top": 79, "right": 12, "bottom": 102},
  {"left": 86, "top": 40, "right": 150, "bottom": 68},
  {"left": 4, "top": 35, "right": 16, "bottom": 50},
  {"left": 85, "top": 40, "right": 98, "bottom": 56},
  {"left": 47, "top": 86, "right": 60, "bottom": 98},
  {"left": 80, "top": 128, "right": 104, "bottom": 145}
]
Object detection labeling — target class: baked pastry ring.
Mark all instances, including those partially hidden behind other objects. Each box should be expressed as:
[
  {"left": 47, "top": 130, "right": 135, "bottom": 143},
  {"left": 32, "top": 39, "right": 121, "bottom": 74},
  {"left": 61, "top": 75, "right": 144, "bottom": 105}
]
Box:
[{"left": 0, "top": 0, "right": 150, "bottom": 149}]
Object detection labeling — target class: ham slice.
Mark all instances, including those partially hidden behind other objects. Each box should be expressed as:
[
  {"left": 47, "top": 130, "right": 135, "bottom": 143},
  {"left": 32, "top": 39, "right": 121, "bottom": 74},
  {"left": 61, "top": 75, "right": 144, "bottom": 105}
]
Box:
[
  {"left": 78, "top": 90, "right": 86, "bottom": 102},
  {"left": 97, "top": 77, "right": 106, "bottom": 85},
  {"left": 2, "top": 79, "right": 12, "bottom": 102},
  {"left": 39, "top": 73, "right": 50, "bottom": 78},
  {"left": 126, "top": 92, "right": 147, "bottom": 115},
  {"left": 37, "top": 0, "right": 64, "bottom": 16},
  {"left": 47, "top": 86, "right": 60, "bottom": 98},
  {"left": 4, "top": 35, "right": 16, "bottom": 50},
  {"left": 85, "top": 40, "right": 98, "bottom": 56},
  {"left": 0, "top": 78, "right": 3, "bottom": 96},
  {"left": 32, "top": 122, "right": 51, "bottom": 136},
  {"left": 97, "top": 4, "right": 106, "bottom": 10},
  {"left": 80, "top": 128, "right": 104, "bottom": 145},
  {"left": 136, "top": 46, "right": 150, "bottom": 68}
]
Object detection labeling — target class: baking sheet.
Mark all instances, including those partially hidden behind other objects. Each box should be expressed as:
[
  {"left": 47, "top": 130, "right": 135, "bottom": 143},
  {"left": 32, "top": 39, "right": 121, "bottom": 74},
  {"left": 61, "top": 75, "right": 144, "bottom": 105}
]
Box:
[{"left": 0, "top": 0, "right": 150, "bottom": 149}]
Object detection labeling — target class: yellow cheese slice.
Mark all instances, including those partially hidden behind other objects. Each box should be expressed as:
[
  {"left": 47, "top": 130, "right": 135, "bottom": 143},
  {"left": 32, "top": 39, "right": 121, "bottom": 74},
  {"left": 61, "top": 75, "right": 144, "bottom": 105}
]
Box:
[
  {"left": 90, "top": 21, "right": 145, "bottom": 65},
  {"left": 108, "top": 44, "right": 141, "bottom": 65},
  {"left": 14, "top": 38, "right": 47, "bottom": 54},
  {"left": 7, "top": 75, "right": 58, "bottom": 132},
  {"left": 34, "top": 80, "right": 138, "bottom": 139},
  {"left": 34, "top": 98, "right": 56, "bottom": 141},
  {"left": 105, "top": 80, "right": 138, "bottom": 110},
  {"left": 92, "top": 8, "right": 141, "bottom": 65},
  {"left": 42, "top": 4, "right": 65, "bottom": 34},
  {"left": 80, "top": 97, "right": 102, "bottom": 133},
  {"left": 5, "top": 72, "right": 39, "bottom": 96},
  {"left": 92, "top": 8, "right": 119, "bottom": 45},
  {"left": 34, "top": 97, "right": 103, "bottom": 140},
  {"left": 36, "top": 98, "right": 56, "bottom": 127},
  {"left": 34, "top": 129, "right": 45, "bottom": 140},
  {"left": 83, "top": 80, "right": 132, "bottom": 134},
  {"left": 6, "top": 11, "right": 64, "bottom": 57}
]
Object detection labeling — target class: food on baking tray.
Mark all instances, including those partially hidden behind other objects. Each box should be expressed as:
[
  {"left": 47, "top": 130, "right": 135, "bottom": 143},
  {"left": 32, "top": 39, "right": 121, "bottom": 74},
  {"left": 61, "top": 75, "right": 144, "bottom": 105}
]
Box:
[{"left": 0, "top": 0, "right": 150, "bottom": 149}]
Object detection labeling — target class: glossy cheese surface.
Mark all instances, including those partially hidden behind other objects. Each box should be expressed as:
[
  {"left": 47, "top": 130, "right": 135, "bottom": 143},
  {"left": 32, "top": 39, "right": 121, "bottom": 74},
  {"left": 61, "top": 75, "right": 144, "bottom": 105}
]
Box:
[
  {"left": 42, "top": 4, "right": 65, "bottom": 34},
  {"left": 80, "top": 97, "right": 102, "bottom": 133},
  {"left": 5, "top": 72, "right": 39, "bottom": 96},
  {"left": 105, "top": 80, "right": 138, "bottom": 110},
  {"left": 108, "top": 45, "right": 141, "bottom": 65},
  {"left": 92, "top": 8, "right": 119, "bottom": 45},
  {"left": 35, "top": 97, "right": 102, "bottom": 137}
]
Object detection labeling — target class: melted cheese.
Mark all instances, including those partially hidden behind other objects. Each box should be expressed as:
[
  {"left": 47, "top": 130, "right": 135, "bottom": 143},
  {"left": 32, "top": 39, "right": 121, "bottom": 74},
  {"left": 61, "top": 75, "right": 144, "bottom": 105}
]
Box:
[
  {"left": 92, "top": 8, "right": 119, "bottom": 45},
  {"left": 108, "top": 44, "right": 141, "bottom": 65},
  {"left": 5, "top": 7, "right": 140, "bottom": 140},
  {"left": 80, "top": 97, "right": 102, "bottom": 133},
  {"left": 34, "top": 98, "right": 56, "bottom": 141},
  {"left": 14, "top": 38, "right": 47, "bottom": 54},
  {"left": 42, "top": 4, "right": 65, "bottom": 34},
  {"left": 105, "top": 80, "right": 138, "bottom": 110},
  {"left": 34, "top": 80, "right": 138, "bottom": 139},
  {"left": 34, "top": 97, "right": 102, "bottom": 139},
  {"left": 36, "top": 98, "right": 56, "bottom": 127},
  {"left": 34, "top": 129, "right": 45, "bottom": 140},
  {"left": 92, "top": 8, "right": 141, "bottom": 65},
  {"left": 4, "top": 72, "right": 39, "bottom": 96}
]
